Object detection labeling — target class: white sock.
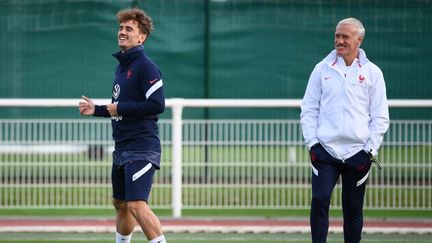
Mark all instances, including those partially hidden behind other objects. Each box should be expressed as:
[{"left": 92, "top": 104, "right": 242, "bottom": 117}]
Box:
[
  {"left": 149, "top": 234, "right": 167, "bottom": 243},
  {"left": 116, "top": 232, "right": 133, "bottom": 243}
]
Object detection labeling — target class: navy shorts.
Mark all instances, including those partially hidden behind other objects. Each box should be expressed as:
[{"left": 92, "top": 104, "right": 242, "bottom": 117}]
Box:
[{"left": 111, "top": 151, "right": 158, "bottom": 202}]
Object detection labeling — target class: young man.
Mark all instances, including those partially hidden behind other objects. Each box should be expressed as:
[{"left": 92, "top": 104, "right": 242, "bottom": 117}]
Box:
[
  {"left": 300, "top": 18, "right": 389, "bottom": 243},
  {"left": 79, "top": 8, "right": 166, "bottom": 243}
]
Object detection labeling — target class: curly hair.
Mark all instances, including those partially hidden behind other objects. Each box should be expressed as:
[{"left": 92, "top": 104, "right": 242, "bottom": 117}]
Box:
[{"left": 116, "top": 8, "right": 153, "bottom": 36}]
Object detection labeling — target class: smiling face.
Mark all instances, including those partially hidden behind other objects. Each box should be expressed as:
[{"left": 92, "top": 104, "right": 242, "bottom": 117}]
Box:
[
  {"left": 118, "top": 19, "right": 146, "bottom": 51},
  {"left": 334, "top": 22, "right": 363, "bottom": 65}
]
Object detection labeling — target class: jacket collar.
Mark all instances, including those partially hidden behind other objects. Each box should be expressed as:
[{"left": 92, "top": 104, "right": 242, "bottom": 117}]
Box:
[
  {"left": 324, "top": 48, "right": 369, "bottom": 67},
  {"left": 112, "top": 45, "right": 144, "bottom": 66}
]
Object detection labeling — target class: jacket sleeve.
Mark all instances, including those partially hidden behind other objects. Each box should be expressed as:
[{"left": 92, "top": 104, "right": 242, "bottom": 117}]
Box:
[
  {"left": 118, "top": 80, "right": 165, "bottom": 116},
  {"left": 363, "top": 66, "right": 390, "bottom": 156},
  {"left": 300, "top": 64, "right": 321, "bottom": 150},
  {"left": 94, "top": 105, "right": 111, "bottom": 117},
  {"left": 117, "top": 65, "right": 165, "bottom": 117}
]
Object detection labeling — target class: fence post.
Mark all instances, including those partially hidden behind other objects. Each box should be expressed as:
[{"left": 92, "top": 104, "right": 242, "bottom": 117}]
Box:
[{"left": 171, "top": 99, "right": 184, "bottom": 218}]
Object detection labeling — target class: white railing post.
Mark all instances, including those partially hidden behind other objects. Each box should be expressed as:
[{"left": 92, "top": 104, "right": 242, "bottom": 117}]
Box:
[{"left": 170, "top": 98, "right": 184, "bottom": 218}]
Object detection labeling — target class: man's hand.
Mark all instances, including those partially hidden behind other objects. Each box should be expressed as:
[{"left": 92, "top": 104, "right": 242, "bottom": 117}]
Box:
[
  {"left": 79, "top": 95, "right": 95, "bottom": 116},
  {"left": 106, "top": 102, "right": 118, "bottom": 116}
]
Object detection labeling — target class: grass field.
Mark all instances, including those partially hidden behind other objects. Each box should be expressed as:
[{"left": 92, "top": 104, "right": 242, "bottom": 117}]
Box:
[
  {"left": 0, "top": 232, "right": 431, "bottom": 243},
  {"left": 1, "top": 208, "right": 432, "bottom": 218}
]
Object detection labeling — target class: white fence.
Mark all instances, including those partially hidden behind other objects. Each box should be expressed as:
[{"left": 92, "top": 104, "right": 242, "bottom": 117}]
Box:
[{"left": 0, "top": 99, "right": 431, "bottom": 218}]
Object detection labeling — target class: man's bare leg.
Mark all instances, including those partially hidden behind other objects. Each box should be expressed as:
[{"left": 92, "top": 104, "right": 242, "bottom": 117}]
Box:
[
  {"left": 127, "top": 200, "right": 163, "bottom": 239},
  {"left": 114, "top": 199, "right": 136, "bottom": 242}
]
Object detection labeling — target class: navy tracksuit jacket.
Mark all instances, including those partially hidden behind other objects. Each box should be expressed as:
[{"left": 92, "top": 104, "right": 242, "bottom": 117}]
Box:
[{"left": 94, "top": 45, "right": 165, "bottom": 168}]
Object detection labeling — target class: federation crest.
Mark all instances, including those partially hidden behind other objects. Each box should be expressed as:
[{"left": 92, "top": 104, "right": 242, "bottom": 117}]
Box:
[{"left": 112, "top": 84, "right": 120, "bottom": 99}]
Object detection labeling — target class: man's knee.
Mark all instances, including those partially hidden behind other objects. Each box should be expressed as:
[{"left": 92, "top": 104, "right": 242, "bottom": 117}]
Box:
[
  {"left": 126, "top": 200, "right": 148, "bottom": 215},
  {"left": 113, "top": 199, "right": 127, "bottom": 211},
  {"left": 311, "top": 194, "right": 332, "bottom": 207}
]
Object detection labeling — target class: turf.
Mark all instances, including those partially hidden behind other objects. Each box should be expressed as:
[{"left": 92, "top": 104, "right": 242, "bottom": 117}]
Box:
[
  {"left": 0, "top": 232, "right": 431, "bottom": 243},
  {"left": 1, "top": 208, "right": 432, "bottom": 219}
]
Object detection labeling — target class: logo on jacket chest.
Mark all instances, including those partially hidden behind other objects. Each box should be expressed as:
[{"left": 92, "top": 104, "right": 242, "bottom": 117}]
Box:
[
  {"left": 358, "top": 74, "right": 365, "bottom": 83},
  {"left": 352, "top": 74, "right": 367, "bottom": 88},
  {"left": 112, "top": 84, "right": 120, "bottom": 99}
]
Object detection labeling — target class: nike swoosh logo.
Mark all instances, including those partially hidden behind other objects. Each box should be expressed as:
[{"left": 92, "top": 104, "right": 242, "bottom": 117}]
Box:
[
  {"left": 149, "top": 78, "right": 158, "bottom": 84},
  {"left": 324, "top": 76, "right": 332, "bottom": 80},
  {"left": 132, "top": 163, "right": 152, "bottom": 181}
]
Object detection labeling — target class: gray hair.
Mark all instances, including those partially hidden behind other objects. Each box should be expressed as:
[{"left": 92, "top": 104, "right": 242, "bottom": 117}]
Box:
[{"left": 337, "top": 18, "right": 365, "bottom": 38}]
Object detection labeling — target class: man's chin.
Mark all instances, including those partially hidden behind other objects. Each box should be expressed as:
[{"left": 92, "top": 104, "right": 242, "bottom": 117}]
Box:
[
  {"left": 335, "top": 49, "right": 345, "bottom": 56},
  {"left": 118, "top": 44, "right": 128, "bottom": 51}
]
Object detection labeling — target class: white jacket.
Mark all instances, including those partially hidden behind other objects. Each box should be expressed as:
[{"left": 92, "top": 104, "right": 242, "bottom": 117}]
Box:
[{"left": 300, "top": 49, "right": 389, "bottom": 160}]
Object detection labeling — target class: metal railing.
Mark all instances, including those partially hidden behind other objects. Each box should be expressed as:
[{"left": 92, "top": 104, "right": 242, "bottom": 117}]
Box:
[{"left": 0, "top": 99, "right": 431, "bottom": 218}]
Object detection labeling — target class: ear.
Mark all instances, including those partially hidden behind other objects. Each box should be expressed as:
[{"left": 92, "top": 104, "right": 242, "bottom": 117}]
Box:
[
  {"left": 357, "top": 35, "right": 363, "bottom": 44},
  {"left": 139, "top": 33, "right": 147, "bottom": 44}
]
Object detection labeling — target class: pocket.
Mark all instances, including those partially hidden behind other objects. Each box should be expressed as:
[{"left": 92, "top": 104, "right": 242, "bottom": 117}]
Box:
[
  {"left": 309, "top": 143, "right": 321, "bottom": 163},
  {"left": 348, "top": 150, "right": 371, "bottom": 172}
]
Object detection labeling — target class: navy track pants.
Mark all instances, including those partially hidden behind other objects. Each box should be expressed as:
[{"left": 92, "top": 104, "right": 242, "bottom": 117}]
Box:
[{"left": 309, "top": 144, "right": 372, "bottom": 243}]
